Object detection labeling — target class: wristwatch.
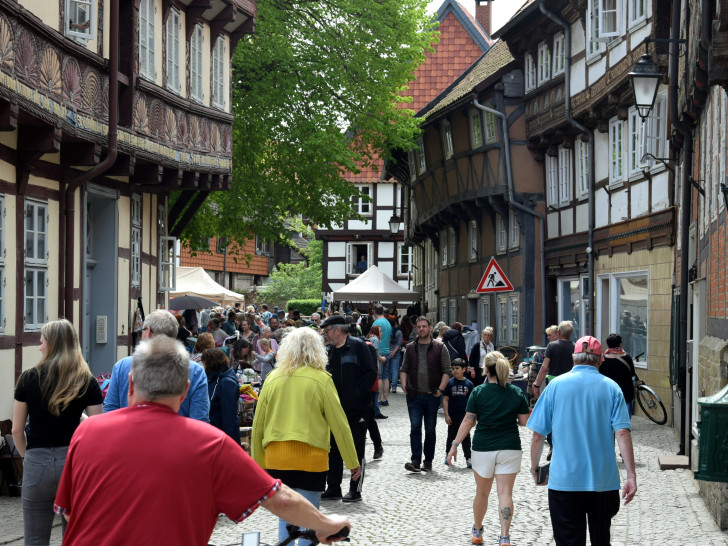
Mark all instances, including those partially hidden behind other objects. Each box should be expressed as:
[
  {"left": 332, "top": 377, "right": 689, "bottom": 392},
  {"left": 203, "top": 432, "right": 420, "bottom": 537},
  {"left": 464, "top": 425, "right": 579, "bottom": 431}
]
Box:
[
  {"left": 436, "top": 387, "right": 442, "bottom": 394},
  {"left": 452, "top": 441, "right": 460, "bottom": 447}
]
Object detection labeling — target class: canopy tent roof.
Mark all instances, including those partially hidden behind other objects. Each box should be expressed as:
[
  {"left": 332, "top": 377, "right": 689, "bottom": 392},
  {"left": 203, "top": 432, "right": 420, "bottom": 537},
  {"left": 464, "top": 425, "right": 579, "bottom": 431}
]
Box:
[
  {"left": 332, "top": 265, "right": 419, "bottom": 302},
  {"left": 171, "top": 267, "right": 245, "bottom": 306}
]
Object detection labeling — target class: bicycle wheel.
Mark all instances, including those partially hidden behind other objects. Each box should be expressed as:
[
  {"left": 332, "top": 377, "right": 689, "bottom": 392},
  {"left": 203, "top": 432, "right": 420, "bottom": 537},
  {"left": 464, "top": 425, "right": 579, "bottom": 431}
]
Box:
[
  {"left": 636, "top": 385, "right": 667, "bottom": 425},
  {"left": 497, "top": 346, "right": 519, "bottom": 364}
]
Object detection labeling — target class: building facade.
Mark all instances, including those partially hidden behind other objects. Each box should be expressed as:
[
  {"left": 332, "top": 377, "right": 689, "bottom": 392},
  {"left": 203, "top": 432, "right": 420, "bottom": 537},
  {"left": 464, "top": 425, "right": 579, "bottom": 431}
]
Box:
[{"left": 0, "top": 0, "right": 252, "bottom": 420}]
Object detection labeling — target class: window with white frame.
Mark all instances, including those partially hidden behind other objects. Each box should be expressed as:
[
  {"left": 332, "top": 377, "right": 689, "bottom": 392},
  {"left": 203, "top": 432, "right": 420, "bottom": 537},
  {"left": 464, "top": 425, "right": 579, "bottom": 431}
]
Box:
[
  {"left": 478, "top": 296, "right": 491, "bottom": 335},
  {"left": 441, "top": 120, "right": 453, "bottom": 159},
  {"left": 496, "top": 215, "right": 507, "bottom": 253},
  {"left": 0, "top": 196, "right": 4, "bottom": 333},
  {"left": 471, "top": 111, "right": 483, "bottom": 148},
  {"left": 609, "top": 117, "right": 625, "bottom": 185},
  {"left": 641, "top": 92, "right": 667, "bottom": 167},
  {"left": 165, "top": 9, "right": 181, "bottom": 92},
  {"left": 546, "top": 155, "right": 558, "bottom": 206},
  {"left": 25, "top": 200, "right": 48, "bottom": 330},
  {"left": 553, "top": 33, "right": 565, "bottom": 76},
  {"left": 212, "top": 36, "right": 226, "bottom": 109},
  {"left": 575, "top": 139, "right": 590, "bottom": 197},
  {"left": 558, "top": 145, "right": 572, "bottom": 205},
  {"left": 449, "top": 298, "right": 458, "bottom": 326},
  {"left": 496, "top": 293, "right": 519, "bottom": 345},
  {"left": 525, "top": 53, "right": 536, "bottom": 92},
  {"left": 440, "top": 229, "right": 448, "bottom": 266},
  {"left": 352, "top": 184, "right": 372, "bottom": 216},
  {"left": 158, "top": 236, "right": 176, "bottom": 291},
  {"left": 447, "top": 227, "right": 456, "bottom": 265},
  {"left": 587, "top": 0, "right": 607, "bottom": 57},
  {"left": 508, "top": 209, "right": 519, "bottom": 249},
  {"left": 484, "top": 112, "right": 497, "bottom": 144},
  {"left": 131, "top": 194, "right": 142, "bottom": 288},
  {"left": 416, "top": 138, "right": 426, "bottom": 174},
  {"left": 158, "top": 202, "right": 166, "bottom": 234},
  {"left": 594, "top": 0, "right": 622, "bottom": 40},
  {"left": 346, "top": 242, "right": 372, "bottom": 275},
  {"left": 190, "top": 25, "right": 204, "bottom": 102},
  {"left": 255, "top": 236, "right": 271, "bottom": 256},
  {"left": 66, "top": 0, "right": 95, "bottom": 41},
  {"left": 468, "top": 220, "right": 478, "bottom": 260},
  {"left": 509, "top": 293, "right": 520, "bottom": 344},
  {"left": 628, "top": 0, "right": 646, "bottom": 27},
  {"left": 628, "top": 108, "right": 643, "bottom": 175},
  {"left": 408, "top": 149, "right": 417, "bottom": 182},
  {"left": 440, "top": 299, "right": 448, "bottom": 323},
  {"left": 537, "top": 42, "right": 551, "bottom": 86},
  {"left": 139, "top": 0, "right": 156, "bottom": 80},
  {"left": 398, "top": 243, "right": 412, "bottom": 277}
]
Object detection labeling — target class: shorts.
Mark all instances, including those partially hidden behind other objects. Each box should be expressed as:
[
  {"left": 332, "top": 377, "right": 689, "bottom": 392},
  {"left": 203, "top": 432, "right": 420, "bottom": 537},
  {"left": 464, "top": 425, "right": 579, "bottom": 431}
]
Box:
[
  {"left": 378, "top": 356, "right": 391, "bottom": 379},
  {"left": 470, "top": 449, "right": 522, "bottom": 478}
]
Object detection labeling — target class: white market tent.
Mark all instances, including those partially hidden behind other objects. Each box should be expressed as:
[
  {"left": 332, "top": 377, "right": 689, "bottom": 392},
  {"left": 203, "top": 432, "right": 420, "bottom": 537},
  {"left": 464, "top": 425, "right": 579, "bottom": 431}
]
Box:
[
  {"left": 332, "top": 265, "right": 419, "bottom": 302},
  {"left": 171, "top": 266, "right": 245, "bottom": 305}
]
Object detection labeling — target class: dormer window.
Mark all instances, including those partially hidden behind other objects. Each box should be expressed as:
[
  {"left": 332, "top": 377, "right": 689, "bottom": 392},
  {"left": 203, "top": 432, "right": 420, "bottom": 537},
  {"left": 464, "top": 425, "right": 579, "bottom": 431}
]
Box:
[
  {"left": 66, "top": 0, "right": 95, "bottom": 42},
  {"left": 537, "top": 42, "right": 551, "bottom": 86}
]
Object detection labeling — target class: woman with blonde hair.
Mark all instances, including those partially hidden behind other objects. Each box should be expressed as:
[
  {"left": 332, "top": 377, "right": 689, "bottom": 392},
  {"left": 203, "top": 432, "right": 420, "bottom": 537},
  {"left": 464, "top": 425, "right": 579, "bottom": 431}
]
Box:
[
  {"left": 12, "top": 319, "right": 103, "bottom": 544},
  {"left": 447, "top": 351, "right": 530, "bottom": 546},
  {"left": 468, "top": 326, "right": 495, "bottom": 386},
  {"left": 191, "top": 332, "right": 215, "bottom": 363},
  {"left": 252, "top": 327, "right": 360, "bottom": 546}
]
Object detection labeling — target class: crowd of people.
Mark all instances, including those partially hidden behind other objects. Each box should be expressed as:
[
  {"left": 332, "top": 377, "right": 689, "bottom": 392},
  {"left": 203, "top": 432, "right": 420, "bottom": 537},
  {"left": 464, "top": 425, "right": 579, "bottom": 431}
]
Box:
[{"left": 11, "top": 303, "right": 638, "bottom": 546}]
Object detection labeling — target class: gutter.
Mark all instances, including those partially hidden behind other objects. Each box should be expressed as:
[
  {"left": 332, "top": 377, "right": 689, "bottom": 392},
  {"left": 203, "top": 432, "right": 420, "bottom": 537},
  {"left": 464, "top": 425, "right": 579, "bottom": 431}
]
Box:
[
  {"left": 538, "top": 1, "right": 596, "bottom": 335},
  {"left": 63, "top": 0, "right": 119, "bottom": 321},
  {"left": 472, "top": 97, "right": 546, "bottom": 345}
]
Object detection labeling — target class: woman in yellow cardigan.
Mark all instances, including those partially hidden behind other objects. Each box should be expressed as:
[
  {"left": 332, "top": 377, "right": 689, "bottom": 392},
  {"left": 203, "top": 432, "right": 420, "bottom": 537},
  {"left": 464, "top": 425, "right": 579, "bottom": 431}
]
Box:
[{"left": 252, "top": 327, "right": 360, "bottom": 546}]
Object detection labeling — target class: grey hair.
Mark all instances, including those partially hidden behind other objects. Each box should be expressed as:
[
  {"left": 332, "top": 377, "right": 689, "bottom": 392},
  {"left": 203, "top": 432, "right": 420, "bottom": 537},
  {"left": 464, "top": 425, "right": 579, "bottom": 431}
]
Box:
[
  {"left": 557, "top": 320, "right": 574, "bottom": 339},
  {"left": 131, "top": 336, "right": 189, "bottom": 400},
  {"left": 143, "top": 310, "right": 178, "bottom": 338},
  {"left": 572, "top": 352, "right": 601, "bottom": 366},
  {"left": 311, "top": 313, "right": 321, "bottom": 320},
  {"left": 260, "top": 326, "right": 271, "bottom": 334}
]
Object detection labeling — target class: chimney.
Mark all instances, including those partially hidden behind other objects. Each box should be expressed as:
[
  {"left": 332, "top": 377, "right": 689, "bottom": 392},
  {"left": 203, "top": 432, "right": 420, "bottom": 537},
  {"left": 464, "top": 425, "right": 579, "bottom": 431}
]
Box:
[{"left": 475, "top": 0, "right": 492, "bottom": 37}]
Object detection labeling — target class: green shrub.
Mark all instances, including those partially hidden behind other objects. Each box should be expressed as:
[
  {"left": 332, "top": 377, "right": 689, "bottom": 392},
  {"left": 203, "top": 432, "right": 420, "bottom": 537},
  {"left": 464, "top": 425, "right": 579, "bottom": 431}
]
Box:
[{"left": 286, "top": 299, "right": 321, "bottom": 316}]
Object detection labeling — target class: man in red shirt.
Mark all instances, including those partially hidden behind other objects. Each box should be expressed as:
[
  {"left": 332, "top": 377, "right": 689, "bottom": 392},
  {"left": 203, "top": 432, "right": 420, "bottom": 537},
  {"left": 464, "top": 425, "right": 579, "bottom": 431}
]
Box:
[{"left": 54, "top": 336, "right": 350, "bottom": 545}]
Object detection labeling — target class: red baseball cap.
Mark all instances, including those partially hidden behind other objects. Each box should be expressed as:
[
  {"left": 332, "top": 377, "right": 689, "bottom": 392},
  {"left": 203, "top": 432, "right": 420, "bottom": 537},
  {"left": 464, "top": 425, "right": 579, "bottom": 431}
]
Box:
[{"left": 574, "top": 336, "right": 603, "bottom": 357}]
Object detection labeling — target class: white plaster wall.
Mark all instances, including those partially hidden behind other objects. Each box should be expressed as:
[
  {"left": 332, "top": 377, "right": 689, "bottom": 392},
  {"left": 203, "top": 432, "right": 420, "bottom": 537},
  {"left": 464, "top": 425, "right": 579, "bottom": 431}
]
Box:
[
  {"left": 328, "top": 241, "right": 346, "bottom": 258},
  {"left": 588, "top": 57, "right": 607, "bottom": 85},
  {"left": 571, "top": 58, "right": 586, "bottom": 95},
  {"left": 631, "top": 181, "right": 650, "bottom": 217},
  {"left": 20, "top": 0, "right": 59, "bottom": 31},
  {"left": 349, "top": 219, "right": 371, "bottom": 230},
  {"left": 575, "top": 202, "right": 589, "bottom": 232},
  {"left": 398, "top": 280, "right": 409, "bottom": 289},
  {"left": 630, "top": 22, "right": 652, "bottom": 46},
  {"left": 651, "top": 171, "right": 670, "bottom": 211},
  {"left": 379, "top": 260, "right": 394, "bottom": 279},
  {"left": 328, "top": 261, "right": 346, "bottom": 281},
  {"left": 547, "top": 212, "right": 559, "bottom": 237},
  {"left": 560, "top": 211, "right": 574, "bottom": 235},
  {"left": 611, "top": 189, "right": 629, "bottom": 223},
  {"left": 0, "top": 348, "right": 13, "bottom": 419},
  {"left": 571, "top": 20, "right": 585, "bottom": 54},
  {"left": 378, "top": 184, "right": 394, "bottom": 207},
  {"left": 608, "top": 39, "right": 627, "bottom": 65},
  {"left": 596, "top": 189, "right": 609, "bottom": 228},
  {"left": 378, "top": 242, "right": 394, "bottom": 259},
  {"left": 595, "top": 131, "right": 609, "bottom": 182},
  {"left": 375, "top": 210, "right": 392, "bottom": 231}
]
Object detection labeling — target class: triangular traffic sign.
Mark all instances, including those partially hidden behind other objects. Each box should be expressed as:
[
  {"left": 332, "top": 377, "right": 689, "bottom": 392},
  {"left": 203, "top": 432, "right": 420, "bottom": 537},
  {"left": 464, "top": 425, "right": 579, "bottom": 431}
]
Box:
[{"left": 476, "top": 258, "right": 514, "bottom": 293}]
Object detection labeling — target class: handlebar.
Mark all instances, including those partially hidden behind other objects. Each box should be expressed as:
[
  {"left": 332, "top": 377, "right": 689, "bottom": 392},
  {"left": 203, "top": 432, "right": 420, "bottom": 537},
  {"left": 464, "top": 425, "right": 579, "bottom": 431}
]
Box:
[{"left": 283, "top": 524, "right": 350, "bottom": 545}]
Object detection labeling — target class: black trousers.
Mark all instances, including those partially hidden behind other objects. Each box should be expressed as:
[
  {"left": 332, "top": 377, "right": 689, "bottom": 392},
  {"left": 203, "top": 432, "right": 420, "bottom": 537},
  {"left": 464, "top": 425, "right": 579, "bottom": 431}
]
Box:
[
  {"left": 548, "top": 489, "right": 620, "bottom": 546},
  {"left": 365, "top": 395, "right": 383, "bottom": 451},
  {"left": 445, "top": 412, "right": 471, "bottom": 458},
  {"left": 327, "top": 412, "right": 367, "bottom": 494}
]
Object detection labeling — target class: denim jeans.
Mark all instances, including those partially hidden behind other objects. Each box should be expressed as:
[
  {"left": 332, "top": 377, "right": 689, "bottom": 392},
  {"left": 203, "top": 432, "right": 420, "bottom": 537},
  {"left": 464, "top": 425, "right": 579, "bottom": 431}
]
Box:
[
  {"left": 389, "top": 352, "right": 402, "bottom": 389},
  {"left": 406, "top": 393, "right": 440, "bottom": 465},
  {"left": 278, "top": 488, "right": 322, "bottom": 546},
  {"left": 22, "top": 446, "right": 68, "bottom": 545}
]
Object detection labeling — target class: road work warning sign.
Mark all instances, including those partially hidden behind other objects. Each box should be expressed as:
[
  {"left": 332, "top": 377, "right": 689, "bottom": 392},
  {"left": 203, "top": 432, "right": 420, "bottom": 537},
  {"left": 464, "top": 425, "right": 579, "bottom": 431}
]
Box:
[{"left": 476, "top": 258, "right": 514, "bottom": 293}]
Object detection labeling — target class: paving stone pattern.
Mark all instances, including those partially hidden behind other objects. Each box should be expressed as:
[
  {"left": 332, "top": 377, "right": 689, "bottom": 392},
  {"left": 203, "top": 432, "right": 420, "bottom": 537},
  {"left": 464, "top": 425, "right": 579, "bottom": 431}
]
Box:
[{"left": 2, "top": 392, "right": 727, "bottom": 545}]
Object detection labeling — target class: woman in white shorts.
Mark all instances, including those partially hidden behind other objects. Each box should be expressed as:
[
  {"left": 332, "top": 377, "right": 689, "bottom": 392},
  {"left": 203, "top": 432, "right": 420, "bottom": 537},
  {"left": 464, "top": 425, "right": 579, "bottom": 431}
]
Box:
[{"left": 447, "top": 351, "right": 530, "bottom": 546}]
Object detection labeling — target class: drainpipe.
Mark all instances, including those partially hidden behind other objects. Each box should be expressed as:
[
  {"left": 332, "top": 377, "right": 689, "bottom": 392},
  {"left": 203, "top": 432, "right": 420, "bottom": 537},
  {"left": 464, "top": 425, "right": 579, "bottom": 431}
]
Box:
[
  {"left": 63, "top": 0, "right": 119, "bottom": 321},
  {"left": 473, "top": 97, "right": 546, "bottom": 345},
  {"left": 671, "top": 0, "right": 695, "bottom": 458},
  {"left": 539, "top": 1, "right": 596, "bottom": 335}
]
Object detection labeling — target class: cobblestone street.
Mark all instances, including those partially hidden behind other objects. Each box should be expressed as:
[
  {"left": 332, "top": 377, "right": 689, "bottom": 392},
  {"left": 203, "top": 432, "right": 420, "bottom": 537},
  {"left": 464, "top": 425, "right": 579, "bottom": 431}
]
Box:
[{"left": 2, "top": 391, "right": 727, "bottom": 545}]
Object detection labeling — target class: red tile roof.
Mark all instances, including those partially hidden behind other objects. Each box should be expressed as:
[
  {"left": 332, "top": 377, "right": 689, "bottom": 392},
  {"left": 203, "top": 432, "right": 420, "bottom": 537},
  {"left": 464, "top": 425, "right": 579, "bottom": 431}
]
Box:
[{"left": 179, "top": 237, "right": 270, "bottom": 276}]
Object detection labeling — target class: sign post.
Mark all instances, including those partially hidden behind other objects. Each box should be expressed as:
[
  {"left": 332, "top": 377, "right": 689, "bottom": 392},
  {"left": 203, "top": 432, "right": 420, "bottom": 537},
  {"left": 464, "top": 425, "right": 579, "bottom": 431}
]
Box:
[{"left": 476, "top": 258, "right": 514, "bottom": 293}]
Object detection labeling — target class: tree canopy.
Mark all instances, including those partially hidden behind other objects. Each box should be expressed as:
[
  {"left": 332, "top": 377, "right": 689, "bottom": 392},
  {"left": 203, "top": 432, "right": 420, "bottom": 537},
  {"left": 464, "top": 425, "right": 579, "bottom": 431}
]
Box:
[
  {"left": 176, "top": 0, "right": 438, "bottom": 249},
  {"left": 258, "top": 239, "right": 323, "bottom": 303}
]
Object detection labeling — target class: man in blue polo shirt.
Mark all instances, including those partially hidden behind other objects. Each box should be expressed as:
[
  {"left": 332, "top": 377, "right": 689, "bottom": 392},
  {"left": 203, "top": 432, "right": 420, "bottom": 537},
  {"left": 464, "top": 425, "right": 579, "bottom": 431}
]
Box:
[{"left": 527, "top": 336, "right": 636, "bottom": 545}]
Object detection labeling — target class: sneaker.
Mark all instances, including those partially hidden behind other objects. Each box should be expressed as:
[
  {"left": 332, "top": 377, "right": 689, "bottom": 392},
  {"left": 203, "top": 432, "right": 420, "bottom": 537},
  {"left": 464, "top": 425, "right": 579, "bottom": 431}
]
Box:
[
  {"left": 404, "top": 462, "right": 421, "bottom": 473},
  {"left": 471, "top": 527, "right": 484, "bottom": 544},
  {"left": 320, "top": 489, "right": 343, "bottom": 501},
  {"left": 374, "top": 413, "right": 388, "bottom": 419},
  {"left": 438, "top": 407, "right": 445, "bottom": 414},
  {"left": 422, "top": 460, "right": 432, "bottom": 471},
  {"left": 373, "top": 448, "right": 384, "bottom": 460},
  {"left": 444, "top": 458, "right": 450, "bottom": 466},
  {"left": 342, "top": 491, "right": 362, "bottom": 503},
  {"left": 378, "top": 400, "right": 389, "bottom": 406},
  {"left": 466, "top": 459, "right": 472, "bottom": 469},
  {"left": 391, "top": 387, "right": 397, "bottom": 393},
  {"left": 499, "top": 536, "right": 511, "bottom": 546}
]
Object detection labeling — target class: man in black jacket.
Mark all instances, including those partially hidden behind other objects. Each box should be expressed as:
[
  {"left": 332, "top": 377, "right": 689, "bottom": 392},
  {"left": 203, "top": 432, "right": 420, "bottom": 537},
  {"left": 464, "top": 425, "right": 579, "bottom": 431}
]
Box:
[{"left": 321, "top": 315, "right": 377, "bottom": 503}]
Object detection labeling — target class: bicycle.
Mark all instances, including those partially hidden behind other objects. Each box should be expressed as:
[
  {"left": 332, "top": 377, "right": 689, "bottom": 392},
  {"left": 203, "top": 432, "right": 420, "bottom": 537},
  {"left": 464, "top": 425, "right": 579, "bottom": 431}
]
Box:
[
  {"left": 633, "top": 373, "right": 667, "bottom": 425},
  {"left": 213, "top": 524, "right": 350, "bottom": 546}
]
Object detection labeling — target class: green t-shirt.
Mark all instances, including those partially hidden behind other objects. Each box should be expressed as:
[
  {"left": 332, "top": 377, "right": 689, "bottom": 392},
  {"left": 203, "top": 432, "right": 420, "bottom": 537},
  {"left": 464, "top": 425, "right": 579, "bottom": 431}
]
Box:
[{"left": 466, "top": 383, "right": 530, "bottom": 452}]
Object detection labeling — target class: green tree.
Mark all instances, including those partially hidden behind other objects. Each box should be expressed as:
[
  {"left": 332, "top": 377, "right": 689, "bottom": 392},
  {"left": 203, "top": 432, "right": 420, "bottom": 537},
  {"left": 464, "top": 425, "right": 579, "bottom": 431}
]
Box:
[
  {"left": 175, "top": 0, "right": 437, "bottom": 249},
  {"left": 259, "top": 239, "right": 323, "bottom": 303}
]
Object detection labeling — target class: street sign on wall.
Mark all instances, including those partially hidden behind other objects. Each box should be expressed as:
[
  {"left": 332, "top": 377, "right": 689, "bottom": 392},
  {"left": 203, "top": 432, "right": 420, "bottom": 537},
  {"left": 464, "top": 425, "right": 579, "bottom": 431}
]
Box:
[{"left": 476, "top": 258, "right": 514, "bottom": 293}]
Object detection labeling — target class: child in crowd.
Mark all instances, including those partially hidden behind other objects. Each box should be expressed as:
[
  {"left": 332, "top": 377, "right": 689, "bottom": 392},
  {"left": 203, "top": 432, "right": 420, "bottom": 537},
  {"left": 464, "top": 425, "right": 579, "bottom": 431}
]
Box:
[{"left": 443, "top": 358, "right": 474, "bottom": 468}]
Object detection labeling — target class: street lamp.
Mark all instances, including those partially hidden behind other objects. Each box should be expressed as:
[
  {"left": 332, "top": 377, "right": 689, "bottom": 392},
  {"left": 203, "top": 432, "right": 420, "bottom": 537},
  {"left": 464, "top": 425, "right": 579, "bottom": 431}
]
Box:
[
  {"left": 388, "top": 210, "right": 401, "bottom": 235},
  {"left": 629, "top": 53, "right": 662, "bottom": 120}
]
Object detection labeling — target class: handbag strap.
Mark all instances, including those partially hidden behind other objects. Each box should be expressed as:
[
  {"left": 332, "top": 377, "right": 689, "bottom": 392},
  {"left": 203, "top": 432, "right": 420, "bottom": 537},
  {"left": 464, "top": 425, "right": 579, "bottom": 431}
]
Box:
[
  {"left": 209, "top": 377, "right": 220, "bottom": 402},
  {"left": 614, "top": 355, "right": 632, "bottom": 372}
]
